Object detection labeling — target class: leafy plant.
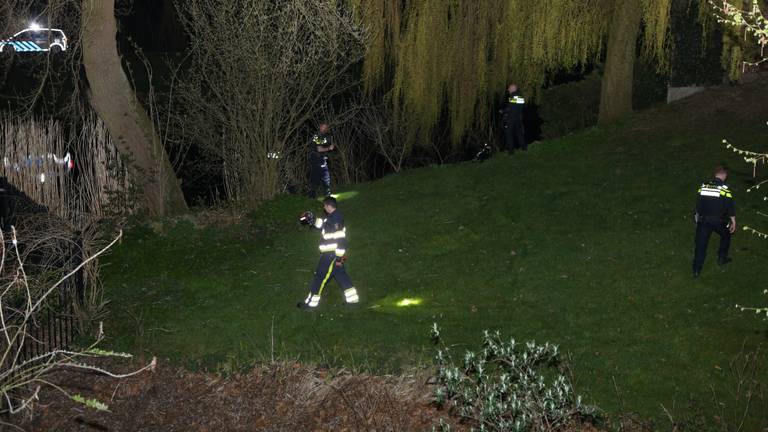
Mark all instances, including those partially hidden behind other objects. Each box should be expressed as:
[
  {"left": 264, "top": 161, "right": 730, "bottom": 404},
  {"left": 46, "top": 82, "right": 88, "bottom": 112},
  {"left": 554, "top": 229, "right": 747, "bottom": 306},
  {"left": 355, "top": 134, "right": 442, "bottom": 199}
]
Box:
[{"left": 430, "top": 324, "right": 596, "bottom": 432}]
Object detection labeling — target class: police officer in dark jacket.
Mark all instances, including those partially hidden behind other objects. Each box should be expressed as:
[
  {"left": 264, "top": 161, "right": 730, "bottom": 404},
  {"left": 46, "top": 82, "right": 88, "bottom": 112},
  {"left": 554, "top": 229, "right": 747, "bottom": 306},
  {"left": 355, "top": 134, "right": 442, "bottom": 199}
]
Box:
[
  {"left": 308, "top": 123, "right": 334, "bottom": 198},
  {"left": 298, "top": 196, "right": 359, "bottom": 309},
  {"left": 692, "top": 166, "right": 736, "bottom": 277},
  {"left": 500, "top": 83, "right": 526, "bottom": 153}
]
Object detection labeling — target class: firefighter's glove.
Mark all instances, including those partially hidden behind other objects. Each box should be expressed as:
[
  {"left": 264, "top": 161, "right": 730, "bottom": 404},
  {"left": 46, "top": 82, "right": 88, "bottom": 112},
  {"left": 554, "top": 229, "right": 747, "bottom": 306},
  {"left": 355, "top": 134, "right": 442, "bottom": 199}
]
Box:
[
  {"left": 335, "top": 255, "right": 347, "bottom": 267},
  {"left": 299, "top": 211, "right": 315, "bottom": 226}
]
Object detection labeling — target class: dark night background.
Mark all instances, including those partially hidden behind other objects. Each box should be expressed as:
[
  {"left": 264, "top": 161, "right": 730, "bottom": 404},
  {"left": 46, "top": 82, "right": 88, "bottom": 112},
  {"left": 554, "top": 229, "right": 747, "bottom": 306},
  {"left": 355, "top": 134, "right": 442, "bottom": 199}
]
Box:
[
  {"left": 0, "top": 0, "right": 727, "bottom": 203},
  {"left": 2, "top": 1, "right": 768, "bottom": 430}
]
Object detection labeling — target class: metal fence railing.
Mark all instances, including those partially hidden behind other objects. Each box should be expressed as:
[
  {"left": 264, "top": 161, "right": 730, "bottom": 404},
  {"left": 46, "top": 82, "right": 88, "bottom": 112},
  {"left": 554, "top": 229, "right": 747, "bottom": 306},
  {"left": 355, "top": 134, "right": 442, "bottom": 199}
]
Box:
[{"left": 2, "top": 237, "right": 84, "bottom": 367}]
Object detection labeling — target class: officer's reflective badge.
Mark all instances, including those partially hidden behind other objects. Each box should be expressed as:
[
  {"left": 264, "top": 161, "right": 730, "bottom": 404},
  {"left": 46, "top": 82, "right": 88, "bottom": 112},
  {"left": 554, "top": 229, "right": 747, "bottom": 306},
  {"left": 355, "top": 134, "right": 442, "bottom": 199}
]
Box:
[{"left": 312, "top": 135, "right": 328, "bottom": 146}]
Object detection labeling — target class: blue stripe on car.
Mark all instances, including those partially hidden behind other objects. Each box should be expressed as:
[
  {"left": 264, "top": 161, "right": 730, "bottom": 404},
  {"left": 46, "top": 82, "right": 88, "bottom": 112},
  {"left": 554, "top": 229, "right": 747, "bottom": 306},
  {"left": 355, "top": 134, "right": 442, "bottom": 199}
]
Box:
[{"left": 3, "top": 41, "right": 46, "bottom": 52}]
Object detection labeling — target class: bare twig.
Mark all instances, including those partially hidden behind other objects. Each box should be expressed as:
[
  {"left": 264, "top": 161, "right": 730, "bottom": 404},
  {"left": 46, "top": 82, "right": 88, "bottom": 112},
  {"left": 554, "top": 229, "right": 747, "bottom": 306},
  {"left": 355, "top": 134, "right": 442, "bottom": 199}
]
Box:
[
  {"left": 1, "top": 229, "right": 152, "bottom": 419},
  {"left": 172, "top": 0, "right": 366, "bottom": 205}
]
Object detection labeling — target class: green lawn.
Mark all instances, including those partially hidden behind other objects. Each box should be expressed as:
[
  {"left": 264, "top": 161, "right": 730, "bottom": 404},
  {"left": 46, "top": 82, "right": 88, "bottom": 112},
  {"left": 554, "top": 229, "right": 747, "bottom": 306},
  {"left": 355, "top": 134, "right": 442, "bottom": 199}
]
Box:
[{"left": 102, "top": 82, "right": 768, "bottom": 421}]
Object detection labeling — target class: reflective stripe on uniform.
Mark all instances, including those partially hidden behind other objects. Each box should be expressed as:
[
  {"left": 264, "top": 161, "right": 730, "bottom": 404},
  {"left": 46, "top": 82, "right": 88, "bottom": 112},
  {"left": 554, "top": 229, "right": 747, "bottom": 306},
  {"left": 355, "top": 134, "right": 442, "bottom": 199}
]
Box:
[
  {"left": 509, "top": 96, "right": 525, "bottom": 104},
  {"left": 700, "top": 184, "right": 733, "bottom": 197},
  {"left": 344, "top": 288, "right": 359, "bottom": 304},
  {"left": 314, "top": 218, "right": 324, "bottom": 229},
  {"left": 335, "top": 248, "right": 346, "bottom": 257},
  {"left": 317, "top": 258, "right": 336, "bottom": 296},
  {"left": 699, "top": 189, "right": 721, "bottom": 197},
  {"left": 319, "top": 243, "right": 337, "bottom": 252},
  {"left": 698, "top": 182, "right": 733, "bottom": 200},
  {"left": 322, "top": 228, "right": 346, "bottom": 240},
  {"left": 304, "top": 294, "right": 321, "bottom": 308}
]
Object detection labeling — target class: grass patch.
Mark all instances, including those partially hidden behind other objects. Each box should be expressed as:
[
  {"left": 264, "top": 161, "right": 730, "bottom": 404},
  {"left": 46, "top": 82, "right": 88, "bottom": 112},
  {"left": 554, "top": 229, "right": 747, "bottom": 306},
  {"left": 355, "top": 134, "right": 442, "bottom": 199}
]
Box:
[{"left": 102, "top": 82, "right": 768, "bottom": 421}]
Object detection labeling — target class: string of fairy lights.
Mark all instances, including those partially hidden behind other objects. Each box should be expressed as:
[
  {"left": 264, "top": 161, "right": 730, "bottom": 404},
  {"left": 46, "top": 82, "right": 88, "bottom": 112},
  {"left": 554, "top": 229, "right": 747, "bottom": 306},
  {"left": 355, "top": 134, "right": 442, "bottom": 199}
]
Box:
[{"left": 723, "top": 138, "right": 768, "bottom": 239}]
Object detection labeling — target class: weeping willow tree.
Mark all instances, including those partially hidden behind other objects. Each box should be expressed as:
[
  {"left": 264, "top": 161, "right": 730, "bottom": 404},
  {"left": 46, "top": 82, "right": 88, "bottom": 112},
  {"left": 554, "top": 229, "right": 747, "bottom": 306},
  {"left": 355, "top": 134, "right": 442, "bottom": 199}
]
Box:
[
  {"left": 352, "top": 0, "right": 674, "bottom": 151},
  {"left": 712, "top": 0, "right": 768, "bottom": 80}
]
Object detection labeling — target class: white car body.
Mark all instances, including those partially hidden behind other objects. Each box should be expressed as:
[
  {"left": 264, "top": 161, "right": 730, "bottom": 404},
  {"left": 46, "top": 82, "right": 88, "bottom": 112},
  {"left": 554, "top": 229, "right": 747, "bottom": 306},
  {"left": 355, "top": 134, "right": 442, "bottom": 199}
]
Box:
[{"left": 0, "top": 27, "right": 68, "bottom": 53}]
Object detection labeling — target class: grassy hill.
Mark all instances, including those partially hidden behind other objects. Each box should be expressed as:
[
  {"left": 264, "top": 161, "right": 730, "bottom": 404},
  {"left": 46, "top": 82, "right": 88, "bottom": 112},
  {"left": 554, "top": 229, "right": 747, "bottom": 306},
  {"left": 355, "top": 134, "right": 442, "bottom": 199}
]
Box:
[{"left": 103, "top": 80, "right": 768, "bottom": 421}]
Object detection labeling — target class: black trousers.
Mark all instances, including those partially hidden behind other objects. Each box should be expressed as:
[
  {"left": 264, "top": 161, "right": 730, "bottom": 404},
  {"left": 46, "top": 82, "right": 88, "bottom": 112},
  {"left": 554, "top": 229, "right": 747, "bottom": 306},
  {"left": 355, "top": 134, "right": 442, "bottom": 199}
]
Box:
[
  {"left": 503, "top": 121, "right": 526, "bottom": 152},
  {"left": 309, "top": 254, "right": 353, "bottom": 296},
  {"left": 309, "top": 157, "right": 331, "bottom": 198},
  {"left": 692, "top": 220, "right": 731, "bottom": 272}
]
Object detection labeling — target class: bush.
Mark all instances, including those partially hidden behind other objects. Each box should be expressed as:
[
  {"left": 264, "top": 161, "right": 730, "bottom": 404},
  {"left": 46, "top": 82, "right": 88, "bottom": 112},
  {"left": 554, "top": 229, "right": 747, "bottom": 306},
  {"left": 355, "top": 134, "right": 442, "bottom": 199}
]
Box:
[
  {"left": 431, "top": 324, "right": 597, "bottom": 432},
  {"left": 538, "top": 71, "right": 602, "bottom": 140},
  {"left": 668, "top": 0, "right": 724, "bottom": 87},
  {"left": 539, "top": 59, "right": 667, "bottom": 140},
  {"left": 632, "top": 59, "right": 668, "bottom": 111}
]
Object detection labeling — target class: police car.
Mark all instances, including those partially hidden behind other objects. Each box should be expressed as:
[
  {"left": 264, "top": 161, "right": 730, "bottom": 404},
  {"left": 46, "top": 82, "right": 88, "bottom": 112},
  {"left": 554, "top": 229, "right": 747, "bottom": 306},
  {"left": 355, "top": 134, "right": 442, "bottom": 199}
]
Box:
[{"left": 0, "top": 24, "right": 67, "bottom": 53}]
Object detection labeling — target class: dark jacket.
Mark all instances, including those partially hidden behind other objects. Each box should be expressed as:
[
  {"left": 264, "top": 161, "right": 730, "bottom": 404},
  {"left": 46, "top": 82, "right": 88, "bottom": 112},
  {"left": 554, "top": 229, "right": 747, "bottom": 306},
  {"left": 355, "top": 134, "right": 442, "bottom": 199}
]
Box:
[
  {"left": 500, "top": 91, "right": 525, "bottom": 125},
  {"left": 309, "top": 132, "right": 333, "bottom": 161},
  {"left": 314, "top": 209, "right": 347, "bottom": 257},
  {"left": 695, "top": 178, "right": 735, "bottom": 221}
]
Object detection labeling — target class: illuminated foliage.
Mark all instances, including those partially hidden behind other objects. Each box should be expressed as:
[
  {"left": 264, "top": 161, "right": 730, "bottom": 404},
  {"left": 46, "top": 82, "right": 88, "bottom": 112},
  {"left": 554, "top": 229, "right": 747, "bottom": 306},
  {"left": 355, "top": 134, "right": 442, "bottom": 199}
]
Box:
[
  {"left": 710, "top": 0, "right": 767, "bottom": 320},
  {"left": 174, "top": 0, "right": 364, "bottom": 205},
  {"left": 352, "top": 0, "right": 674, "bottom": 149},
  {"left": 430, "top": 324, "right": 595, "bottom": 431},
  {"left": 711, "top": 0, "right": 767, "bottom": 240},
  {"left": 712, "top": 0, "right": 768, "bottom": 80}
]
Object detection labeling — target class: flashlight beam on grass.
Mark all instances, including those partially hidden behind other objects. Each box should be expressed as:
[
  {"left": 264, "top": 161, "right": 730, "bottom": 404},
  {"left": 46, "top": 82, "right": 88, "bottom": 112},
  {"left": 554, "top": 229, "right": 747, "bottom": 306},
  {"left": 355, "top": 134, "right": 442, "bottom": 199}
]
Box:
[
  {"left": 321, "top": 191, "right": 359, "bottom": 202},
  {"left": 396, "top": 298, "right": 422, "bottom": 307}
]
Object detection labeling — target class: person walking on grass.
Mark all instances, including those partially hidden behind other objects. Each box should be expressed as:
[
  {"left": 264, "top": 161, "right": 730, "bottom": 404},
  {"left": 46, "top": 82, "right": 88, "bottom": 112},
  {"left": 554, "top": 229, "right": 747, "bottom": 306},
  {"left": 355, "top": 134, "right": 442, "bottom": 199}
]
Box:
[
  {"left": 298, "top": 196, "right": 359, "bottom": 309},
  {"left": 692, "top": 165, "right": 736, "bottom": 278}
]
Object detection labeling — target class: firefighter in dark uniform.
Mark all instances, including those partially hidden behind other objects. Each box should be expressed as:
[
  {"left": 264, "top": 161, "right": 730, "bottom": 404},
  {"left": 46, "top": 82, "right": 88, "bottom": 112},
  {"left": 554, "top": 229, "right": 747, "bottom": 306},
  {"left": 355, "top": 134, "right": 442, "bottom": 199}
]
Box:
[
  {"left": 308, "top": 123, "right": 334, "bottom": 198},
  {"left": 500, "top": 83, "right": 526, "bottom": 153},
  {"left": 692, "top": 166, "right": 736, "bottom": 277},
  {"left": 298, "top": 196, "right": 359, "bottom": 309}
]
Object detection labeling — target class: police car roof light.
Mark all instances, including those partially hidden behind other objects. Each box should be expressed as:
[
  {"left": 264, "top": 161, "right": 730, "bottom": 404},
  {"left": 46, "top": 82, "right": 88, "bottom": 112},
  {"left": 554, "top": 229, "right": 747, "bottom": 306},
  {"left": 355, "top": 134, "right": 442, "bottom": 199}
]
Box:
[{"left": 29, "top": 23, "right": 41, "bottom": 31}]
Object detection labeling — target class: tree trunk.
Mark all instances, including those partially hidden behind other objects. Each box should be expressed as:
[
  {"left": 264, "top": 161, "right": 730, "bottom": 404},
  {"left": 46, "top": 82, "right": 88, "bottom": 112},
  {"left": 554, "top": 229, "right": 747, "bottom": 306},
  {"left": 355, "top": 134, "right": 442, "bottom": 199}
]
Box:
[
  {"left": 598, "top": 0, "right": 643, "bottom": 126},
  {"left": 82, "top": 0, "right": 187, "bottom": 216}
]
